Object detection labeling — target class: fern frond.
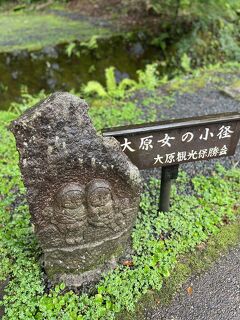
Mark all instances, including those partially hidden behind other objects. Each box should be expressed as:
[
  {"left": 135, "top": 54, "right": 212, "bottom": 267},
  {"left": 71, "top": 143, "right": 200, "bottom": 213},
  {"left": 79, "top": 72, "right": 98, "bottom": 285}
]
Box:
[
  {"left": 81, "top": 36, "right": 99, "bottom": 50},
  {"left": 65, "top": 42, "right": 76, "bottom": 57},
  {"left": 105, "top": 66, "right": 117, "bottom": 95},
  {"left": 118, "top": 78, "right": 138, "bottom": 91},
  {"left": 180, "top": 53, "right": 191, "bottom": 73},
  {"left": 137, "top": 63, "right": 159, "bottom": 90},
  {"left": 82, "top": 81, "right": 108, "bottom": 97}
]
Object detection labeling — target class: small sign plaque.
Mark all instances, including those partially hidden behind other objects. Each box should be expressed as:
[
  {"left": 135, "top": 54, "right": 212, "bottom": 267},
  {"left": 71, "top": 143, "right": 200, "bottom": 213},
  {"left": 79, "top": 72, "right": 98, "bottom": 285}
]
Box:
[{"left": 103, "top": 113, "right": 240, "bottom": 170}]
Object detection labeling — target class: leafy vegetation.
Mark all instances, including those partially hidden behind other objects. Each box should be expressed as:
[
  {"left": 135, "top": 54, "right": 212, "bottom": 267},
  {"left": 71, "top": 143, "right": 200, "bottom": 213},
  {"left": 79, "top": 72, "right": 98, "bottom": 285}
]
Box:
[
  {"left": 65, "top": 36, "right": 99, "bottom": 58},
  {"left": 1, "top": 0, "right": 240, "bottom": 69},
  {"left": 89, "top": 101, "right": 144, "bottom": 131},
  {"left": 83, "top": 60, "right": 240, "bottom": 106},
  {"left": 81, "top": 61, "right": 240, "bottom": 127},
  {"left": 0, "top": 0, "right": 240, "bottom": 113},
  {"left": 125, "top": 0, "right": 239, "bottom": 20},
  {"left": 8, "top": 87, "right": 46, "bottom": 115},
  {"left": 0, "top": 104, "right": 239, "bottom": 319},
  {"left": 82, "top": 64, "right": 163, "bottom": 99},
  {"left": 121, "top": 0, "right": 240, "bottom": 72}
]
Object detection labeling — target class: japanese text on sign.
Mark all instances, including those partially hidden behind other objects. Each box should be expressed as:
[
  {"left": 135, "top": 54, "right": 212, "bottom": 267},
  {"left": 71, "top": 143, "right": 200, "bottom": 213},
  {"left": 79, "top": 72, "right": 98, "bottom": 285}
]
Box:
[{"left": 103, "top": 113, "right": 240, "bottom": 170}]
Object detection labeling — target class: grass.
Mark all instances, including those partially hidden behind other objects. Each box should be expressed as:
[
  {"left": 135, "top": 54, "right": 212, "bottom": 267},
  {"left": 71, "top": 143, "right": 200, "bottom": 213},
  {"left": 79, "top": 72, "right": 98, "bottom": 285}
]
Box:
[{"left": 0, "top": 11, "right": 109, "bottom": 52}]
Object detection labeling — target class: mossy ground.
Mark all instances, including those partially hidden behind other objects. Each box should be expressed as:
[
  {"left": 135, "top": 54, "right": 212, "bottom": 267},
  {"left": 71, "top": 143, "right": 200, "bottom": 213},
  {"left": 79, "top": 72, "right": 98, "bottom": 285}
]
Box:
[{"left": 0, "top": 10, "right": 110, "bottom": 52}]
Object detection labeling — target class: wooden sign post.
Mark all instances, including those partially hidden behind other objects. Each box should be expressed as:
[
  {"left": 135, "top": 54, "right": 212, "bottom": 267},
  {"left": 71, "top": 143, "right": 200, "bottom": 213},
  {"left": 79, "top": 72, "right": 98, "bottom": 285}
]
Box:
[{"left": 103, "top": 112, "right": 240, "bottom": 212}]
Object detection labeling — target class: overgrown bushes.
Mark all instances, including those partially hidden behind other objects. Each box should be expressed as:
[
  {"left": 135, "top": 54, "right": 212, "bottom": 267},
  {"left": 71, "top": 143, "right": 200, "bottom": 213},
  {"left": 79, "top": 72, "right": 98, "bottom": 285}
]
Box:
[
  {"left": 124, "top": 0, "right": 239, "bottom": 20},
  {"left": 123, "top": 0, "right": 240, "bottom": 68}
]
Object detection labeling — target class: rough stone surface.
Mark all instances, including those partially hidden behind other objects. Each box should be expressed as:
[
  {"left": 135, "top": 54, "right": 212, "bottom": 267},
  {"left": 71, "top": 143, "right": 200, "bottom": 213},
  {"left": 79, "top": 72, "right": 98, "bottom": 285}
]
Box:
[{"left": 10, "top": 92, "right": 141, "bottom": 287}]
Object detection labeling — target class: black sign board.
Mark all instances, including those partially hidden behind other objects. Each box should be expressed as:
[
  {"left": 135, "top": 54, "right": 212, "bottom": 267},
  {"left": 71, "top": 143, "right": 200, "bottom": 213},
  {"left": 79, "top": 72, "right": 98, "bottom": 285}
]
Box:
[
  {"left": 103, "top": 113, "right": 240, "bottom": 170},
  {"left": 103, "top": 112, "right": 240, "bottom": 212}
]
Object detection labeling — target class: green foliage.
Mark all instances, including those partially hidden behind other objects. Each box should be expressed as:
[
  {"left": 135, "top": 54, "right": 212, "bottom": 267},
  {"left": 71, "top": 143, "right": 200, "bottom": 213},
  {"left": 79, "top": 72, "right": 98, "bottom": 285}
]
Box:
[
  {"left": 137, "top": 63, "right": 160, "bottom": 90},
  {"left": 219, "top": 23, "right": 240, "bottom": 60},
  {"left": 177, "top": 1, "right": 239, "bottom": 67},
  {"left": 123, "top": 1, "right": 240, "bottom": 71},
  {"left": 167, "top": 61, "right": 240, "bottom": 95},
  {"left": 8, "top": 87, "right": 46, "bottom": 115},
  {"left": 82, "top": 66, "right": 137, "bottom": 99},
  {"left": 0, "top": 109, "right": 239, "bottom": 319},
  {"left": 83, "top": 63, "right": 161, "bottom": 99},
  {"left": 81, "top": 36, "right": 99, "bottom": 50},
  {"left": 65, "top": 42, "right": 80, "bottom": 58},
  {"left": 6, "top": 85, "right": 149, "bottom": 132},
  {"left": 83, "top": 81, "right": 108, "bottom": 98},
  {"left": 124, "top": 0, "right": 239, "bottom": 21},
  {"left": 180, "top": 53, "right": 191, "bottom": 73},
  {"left": 89, "top": 101, "right": 144, "bottom": 131},
  {"left": 0, "top": 82, "right": 8, "bottom": 93},
  {"left": 65, "top": 36, "right": 99, "bottom": 58},
  {"left": 105, "top": 67, "right": 118, "bottom": 96}
]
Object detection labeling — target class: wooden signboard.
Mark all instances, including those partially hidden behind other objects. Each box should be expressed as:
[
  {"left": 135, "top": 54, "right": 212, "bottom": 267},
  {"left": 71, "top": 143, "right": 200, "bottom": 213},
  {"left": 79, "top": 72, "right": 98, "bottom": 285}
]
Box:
[
  {"left": 103, "top": 112, "right": 240, "bottom": 211},
  {"left": 103, "top": 112, "right": 240, "bottom": 170}
]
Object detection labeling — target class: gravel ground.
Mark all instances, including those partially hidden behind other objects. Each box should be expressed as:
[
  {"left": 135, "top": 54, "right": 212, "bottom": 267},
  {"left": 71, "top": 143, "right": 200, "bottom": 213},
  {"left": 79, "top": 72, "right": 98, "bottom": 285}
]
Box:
[
  {"left": 141, "top": 88, "right": 240, "bottom": 181},
  {"left": 147, "top": 244, "right": 240, "bottom": 320}
]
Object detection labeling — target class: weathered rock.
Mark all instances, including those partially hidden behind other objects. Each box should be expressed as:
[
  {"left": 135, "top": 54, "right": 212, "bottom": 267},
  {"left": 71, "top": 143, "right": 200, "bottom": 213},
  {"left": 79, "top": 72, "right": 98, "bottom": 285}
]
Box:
[{"left": 10, "top": 92, "right": 141, "bottom": 287}]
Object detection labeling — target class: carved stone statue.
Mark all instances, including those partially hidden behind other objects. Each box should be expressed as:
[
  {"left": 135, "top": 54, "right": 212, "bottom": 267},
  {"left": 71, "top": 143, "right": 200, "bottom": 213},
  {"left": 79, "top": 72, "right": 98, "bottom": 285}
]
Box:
[
  {"left": 87, "top": 179, "right": 122, "bottom": 228},
  {"left": 10, "top": 92, "right": 141, "bottom": 287},
  {"left": 53, "top": 183, "right": 87, "bottom": 245}
]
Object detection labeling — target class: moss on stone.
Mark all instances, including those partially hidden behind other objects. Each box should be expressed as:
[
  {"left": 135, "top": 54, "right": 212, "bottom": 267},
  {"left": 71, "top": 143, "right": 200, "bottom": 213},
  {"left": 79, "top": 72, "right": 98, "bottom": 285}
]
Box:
[{"left": 0, "top": 11, "right": 110, "bottom": 52}]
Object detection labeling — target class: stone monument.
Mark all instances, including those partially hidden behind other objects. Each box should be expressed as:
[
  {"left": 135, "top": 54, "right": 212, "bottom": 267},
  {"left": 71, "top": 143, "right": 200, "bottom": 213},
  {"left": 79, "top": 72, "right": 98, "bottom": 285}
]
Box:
[{"left": 10, "top": 92, "right": 141, "bottom": 287}]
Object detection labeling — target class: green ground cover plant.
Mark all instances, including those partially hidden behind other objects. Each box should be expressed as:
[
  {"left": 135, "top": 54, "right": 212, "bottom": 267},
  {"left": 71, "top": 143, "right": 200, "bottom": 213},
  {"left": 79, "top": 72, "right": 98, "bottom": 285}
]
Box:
[{"left": 0, "top": 101, "right": 239, "bottom": 319}]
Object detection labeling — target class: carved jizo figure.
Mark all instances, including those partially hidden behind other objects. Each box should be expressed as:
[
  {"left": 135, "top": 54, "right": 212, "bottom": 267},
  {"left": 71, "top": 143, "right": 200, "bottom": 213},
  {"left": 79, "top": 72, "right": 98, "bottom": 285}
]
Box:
[
  {"left": 53, "top": 183, "right": 87, "bottom": 245},
  {"left": 87, "top": 179, "right": 122, "bottom": 232},
  {"left": 10, "top": 92, "right": 141, "bottom": 287}
]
